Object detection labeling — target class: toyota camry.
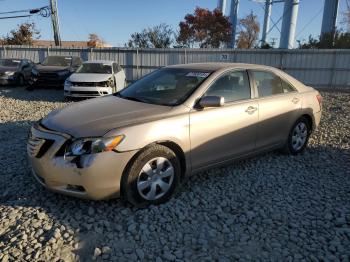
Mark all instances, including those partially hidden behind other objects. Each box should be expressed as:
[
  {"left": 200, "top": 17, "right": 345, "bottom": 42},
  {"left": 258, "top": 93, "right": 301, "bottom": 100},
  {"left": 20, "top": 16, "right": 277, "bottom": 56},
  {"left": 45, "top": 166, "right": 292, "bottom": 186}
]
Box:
[{"left": 27, "top": 63, "right": 322, "bottom": 206}]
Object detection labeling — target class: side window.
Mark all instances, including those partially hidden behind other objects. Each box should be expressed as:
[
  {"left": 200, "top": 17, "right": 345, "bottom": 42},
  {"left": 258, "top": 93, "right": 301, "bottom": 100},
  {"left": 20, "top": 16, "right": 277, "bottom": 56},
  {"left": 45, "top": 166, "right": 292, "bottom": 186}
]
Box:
[
  {"left": 21, "top": 60, "right": 29, "bottom": 69},
  {"left": 280, "top": 78, "right": 296, "bottom": 93},
  {"left": 204, "top": 71, "right": 251, "bottom": 103},
  {"left": 252, "top": 71, "right": 284, "bottom": 97},
  {"left": 73, "top": 57, "right": 82, "bottom": 66}
]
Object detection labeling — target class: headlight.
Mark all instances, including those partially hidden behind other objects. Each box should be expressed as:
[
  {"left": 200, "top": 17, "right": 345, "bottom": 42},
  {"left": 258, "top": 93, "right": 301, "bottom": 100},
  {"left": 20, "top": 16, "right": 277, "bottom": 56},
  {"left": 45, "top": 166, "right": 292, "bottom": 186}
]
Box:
[
  {"left": 64, "top": 79, "right": 71, "bottom": 86},
  {"left": 100, "top": 77, "right": 114, "bottom": 87},
  {"left": 66, "top": 135, "right": 124, "bottom": 156},
  {"left": 57, "top": 70, "right": 69, "bottom": 76},
  {"left": 31, "top": 68, "right": 38, "bottom": 75},
  {"left": 4, "top": 71, "right": 15, "bottom": 76}
]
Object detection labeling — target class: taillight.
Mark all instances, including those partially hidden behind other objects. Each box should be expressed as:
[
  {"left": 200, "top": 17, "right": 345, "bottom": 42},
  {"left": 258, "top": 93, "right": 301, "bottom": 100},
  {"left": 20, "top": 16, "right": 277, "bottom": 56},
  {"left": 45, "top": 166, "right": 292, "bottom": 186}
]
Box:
[{"left": 316, "top": 94, "right": 322, "bottom": 109}]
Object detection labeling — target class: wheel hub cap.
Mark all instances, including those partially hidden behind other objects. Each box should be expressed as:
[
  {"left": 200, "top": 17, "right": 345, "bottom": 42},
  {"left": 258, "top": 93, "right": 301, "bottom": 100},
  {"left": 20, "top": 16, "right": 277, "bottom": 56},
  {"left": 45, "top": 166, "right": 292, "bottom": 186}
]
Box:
[
  {"left": 137, "top": 157, "right": 174, "bottom": 201},
  {"left": 291, "top": 122, "right": 308, "bottom": 151}
]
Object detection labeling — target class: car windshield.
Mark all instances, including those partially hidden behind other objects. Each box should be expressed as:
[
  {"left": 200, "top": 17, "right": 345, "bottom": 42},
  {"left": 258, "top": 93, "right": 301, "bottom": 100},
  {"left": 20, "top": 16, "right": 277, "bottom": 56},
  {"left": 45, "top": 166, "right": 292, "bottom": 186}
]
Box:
[
  {"left": 41, "top": 56, "right": 72, "bottom": 66},
  {"left": 0, "top": 59, "right": 21, "bottom": 67},
  {"left": 76, "top": 63, "right": 112, "bottom": 74},
  {"left": 117, "top": 68, "right": 212, "bottom": 106}
]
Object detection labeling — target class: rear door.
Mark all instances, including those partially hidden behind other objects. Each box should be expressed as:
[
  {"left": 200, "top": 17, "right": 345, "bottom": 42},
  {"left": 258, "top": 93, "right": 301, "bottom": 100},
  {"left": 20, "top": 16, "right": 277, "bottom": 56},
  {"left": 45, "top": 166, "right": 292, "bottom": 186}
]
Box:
[
  {"left": 249, "top": 70, "right": 301, "bottom": 150},
  {"left": 189, "top": 70, "right": 259, "bottom": 170}
]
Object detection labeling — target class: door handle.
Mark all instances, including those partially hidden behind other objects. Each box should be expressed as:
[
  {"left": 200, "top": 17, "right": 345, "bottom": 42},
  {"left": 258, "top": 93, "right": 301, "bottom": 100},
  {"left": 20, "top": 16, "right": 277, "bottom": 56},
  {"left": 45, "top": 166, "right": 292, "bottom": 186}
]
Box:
[
  {"left": 245, "top": 106, "right": 257, "bottom": 114},
  {"left": 292, "top": 97, "right": 300, "bottom": 104}
]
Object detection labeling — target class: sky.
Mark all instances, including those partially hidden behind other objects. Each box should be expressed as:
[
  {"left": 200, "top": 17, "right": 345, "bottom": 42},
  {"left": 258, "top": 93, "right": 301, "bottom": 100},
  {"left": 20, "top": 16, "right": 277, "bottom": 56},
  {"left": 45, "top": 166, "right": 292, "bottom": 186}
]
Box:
[{"left": 0, "top": 0, "right": 349, "bottom": 47}]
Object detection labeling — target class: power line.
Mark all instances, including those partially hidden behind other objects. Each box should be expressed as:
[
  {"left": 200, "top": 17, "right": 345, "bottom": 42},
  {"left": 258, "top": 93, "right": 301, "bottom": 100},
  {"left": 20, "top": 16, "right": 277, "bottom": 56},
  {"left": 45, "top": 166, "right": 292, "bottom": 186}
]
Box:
[
  {"left": 0, "top": 15, "right": 31, "bottom": 20},
  {"left": 0, "top": 6, "right": 49, "bottom": 15},
  {"left": 296, "top": 7, "right": 323, "bottom": 38}
]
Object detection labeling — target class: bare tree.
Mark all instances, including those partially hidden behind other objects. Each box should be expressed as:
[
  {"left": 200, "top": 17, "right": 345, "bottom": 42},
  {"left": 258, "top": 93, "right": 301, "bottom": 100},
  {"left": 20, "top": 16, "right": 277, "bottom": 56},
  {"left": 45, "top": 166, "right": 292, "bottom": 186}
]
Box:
[
  {"left": 87, "top": 33, "right": 104, "bottom": 47},
  {"left": 127, "top": 24, "right": 174, "bottom": 48},
  {"left": 236, "top": 12, "right": 260, "bottom": 49},
  {"left": 1, "top": 22, "right": 40, "bottom": 45}
]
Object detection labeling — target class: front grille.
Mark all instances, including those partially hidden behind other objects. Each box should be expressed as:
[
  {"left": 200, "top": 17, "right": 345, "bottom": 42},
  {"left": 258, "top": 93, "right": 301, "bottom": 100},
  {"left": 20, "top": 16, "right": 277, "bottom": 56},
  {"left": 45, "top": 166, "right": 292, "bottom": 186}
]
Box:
[
  {"left": 27, "top": 132, "right": 55, "bottom": 158},
  {"left": 71, "top": 81, "right": 109, "bottom": 87},
  {"left": 70, "top": 91, "right": 108, "bottom": 95},
  {"left": 27, "top": 136, "right": 46, "bottom": 157},
  {"left": 39, "top": 72, "right": 58, "bottom": 79}
]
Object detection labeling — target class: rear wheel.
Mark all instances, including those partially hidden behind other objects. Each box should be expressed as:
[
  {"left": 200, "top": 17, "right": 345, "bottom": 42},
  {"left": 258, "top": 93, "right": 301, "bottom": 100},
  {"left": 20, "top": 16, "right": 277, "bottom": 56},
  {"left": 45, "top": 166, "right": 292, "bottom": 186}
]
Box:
[
  {"left": 121, "top": 145, "right": 181, "bottom": 207},
  {"left": 282, "top": 117, "right": 311, "bottom": 155}
]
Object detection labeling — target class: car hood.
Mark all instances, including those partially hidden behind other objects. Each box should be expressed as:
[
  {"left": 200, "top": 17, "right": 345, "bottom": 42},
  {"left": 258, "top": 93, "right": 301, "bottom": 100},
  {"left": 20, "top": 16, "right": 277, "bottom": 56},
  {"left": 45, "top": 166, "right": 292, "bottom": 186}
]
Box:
[
  {"left": 42, "top": 95, "right": 174, "bottom": 137},
  {"left": 0, "top": 66, "right": 17, "bottom": 73},
  {"left": 69, "top": 73, "right": 112, "bottom": 82},
  {"left": 36, "top": 65, "right": 70, "bottom": 72}
]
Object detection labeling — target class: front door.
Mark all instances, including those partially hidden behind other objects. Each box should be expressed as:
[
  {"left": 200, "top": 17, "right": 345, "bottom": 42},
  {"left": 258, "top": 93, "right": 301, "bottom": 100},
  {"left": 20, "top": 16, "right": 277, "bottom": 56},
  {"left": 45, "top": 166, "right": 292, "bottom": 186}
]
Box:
[{"left": 190, "top": 70, "right": 258, "bottom": 170}]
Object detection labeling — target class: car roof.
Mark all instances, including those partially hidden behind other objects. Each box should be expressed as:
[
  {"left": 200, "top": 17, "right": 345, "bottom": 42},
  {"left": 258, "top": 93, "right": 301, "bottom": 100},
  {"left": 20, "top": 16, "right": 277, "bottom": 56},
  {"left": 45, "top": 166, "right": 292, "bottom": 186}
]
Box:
[
  {"left": 166, "top": 62, "right": 278, "bottom": 72},
  {"left": 84, "top": 60, "right": 115, "bottom": 65}
]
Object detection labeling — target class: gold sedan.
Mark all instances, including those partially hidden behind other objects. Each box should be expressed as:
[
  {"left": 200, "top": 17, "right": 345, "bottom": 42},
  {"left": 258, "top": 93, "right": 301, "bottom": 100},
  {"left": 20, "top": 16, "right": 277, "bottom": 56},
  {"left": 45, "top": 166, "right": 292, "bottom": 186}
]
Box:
[{"left": 27, "top": 63, "right": 322, "bottom": 206}]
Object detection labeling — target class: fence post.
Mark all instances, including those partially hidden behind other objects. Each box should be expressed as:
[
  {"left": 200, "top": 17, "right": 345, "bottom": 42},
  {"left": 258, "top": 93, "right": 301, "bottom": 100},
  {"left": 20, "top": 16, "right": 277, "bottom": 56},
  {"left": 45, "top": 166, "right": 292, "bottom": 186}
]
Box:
[
  {"left": 279, "top": 50, "right": 284, "bottom": 70},
  {"left": 3, "top": 46, "right": 6, "bottom": 57},
  {"left": 329, "top": 50, "right": 337, "bottom": 89},
  {"left": 90, "top": 48, "right": 94, "bottom": 60},
  {"left": 184, "top": 48, "right": 187, "bottom": 64},
  {"left": 136, "top": 48, "right": 139, "bottom": 80},
  {"left": 47, "top": 47, "right": 50, "bottom": 56}
]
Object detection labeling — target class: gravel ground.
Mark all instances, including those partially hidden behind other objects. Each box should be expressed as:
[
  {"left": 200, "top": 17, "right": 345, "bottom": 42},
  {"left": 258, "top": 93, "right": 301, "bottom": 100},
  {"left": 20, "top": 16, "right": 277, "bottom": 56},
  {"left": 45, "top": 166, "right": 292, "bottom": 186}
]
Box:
[{"left": 0, "top": 87, "right": 349, "bottom": 262}]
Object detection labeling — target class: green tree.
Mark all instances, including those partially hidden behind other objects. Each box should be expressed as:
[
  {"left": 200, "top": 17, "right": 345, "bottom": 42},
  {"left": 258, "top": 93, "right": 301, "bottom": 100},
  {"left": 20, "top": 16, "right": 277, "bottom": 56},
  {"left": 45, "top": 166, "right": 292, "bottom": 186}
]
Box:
[{"left": 298, "top": 31, "right": 350, "bottom": 49}]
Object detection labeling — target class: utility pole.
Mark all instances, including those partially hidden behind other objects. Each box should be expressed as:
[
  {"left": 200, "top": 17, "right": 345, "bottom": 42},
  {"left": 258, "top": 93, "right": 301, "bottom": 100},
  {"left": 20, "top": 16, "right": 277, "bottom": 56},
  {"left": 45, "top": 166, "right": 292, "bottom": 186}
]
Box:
[
  {"left": 229, "top": 0, "right": 240, "bottom": 48},
  {"left": 50, "top": 0, "right": 61, "bottom": 46},
  {"left": 320, "top": 0, "right": 339, "bottom": 39},
  {"left": 279, "top": 0, "right": 299, "bottom": 49},
  {"left": 217, "top": 0, "right": 227, "bottom": 14},
  {"left": 261, "top": 0, "right": 272, "bottom": 45}
]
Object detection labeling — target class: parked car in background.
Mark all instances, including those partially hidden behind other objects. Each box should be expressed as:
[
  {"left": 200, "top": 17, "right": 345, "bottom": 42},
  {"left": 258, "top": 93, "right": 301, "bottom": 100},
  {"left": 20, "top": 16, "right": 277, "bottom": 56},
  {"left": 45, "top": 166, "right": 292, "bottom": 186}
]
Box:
[
  {"left": 27, "top": 63, "right": 322, "bottom": 206},
  {"left": 64, "top": 60, "right": 126, "bottom": 98},
  {"left": 29, "top": 55, "right": 83, "bottom": 88},
  {"left": 0, "top": 58, "right": 35, "bottom": 86}
]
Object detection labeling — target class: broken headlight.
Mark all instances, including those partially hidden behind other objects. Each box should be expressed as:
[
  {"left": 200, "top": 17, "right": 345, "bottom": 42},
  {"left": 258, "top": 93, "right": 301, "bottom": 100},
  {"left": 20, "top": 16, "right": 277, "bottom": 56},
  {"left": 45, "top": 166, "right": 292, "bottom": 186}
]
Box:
[{"left": 66, "top": 135, "right": 124, "bottom": 156}]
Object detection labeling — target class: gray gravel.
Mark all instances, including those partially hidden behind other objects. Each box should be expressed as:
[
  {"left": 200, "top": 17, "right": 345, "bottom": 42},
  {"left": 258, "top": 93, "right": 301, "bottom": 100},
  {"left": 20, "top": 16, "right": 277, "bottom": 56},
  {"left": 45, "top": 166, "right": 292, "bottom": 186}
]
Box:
[{"left": 0, "top": 87, "right": 350, "bottom": 261}]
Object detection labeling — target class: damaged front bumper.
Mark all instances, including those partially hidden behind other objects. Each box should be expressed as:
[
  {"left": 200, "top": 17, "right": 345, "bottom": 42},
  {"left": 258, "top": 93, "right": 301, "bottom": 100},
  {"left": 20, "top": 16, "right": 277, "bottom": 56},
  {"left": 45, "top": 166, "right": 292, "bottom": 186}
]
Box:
[{"left": 27, "top": 123, "right": 137, "bottom": 200}]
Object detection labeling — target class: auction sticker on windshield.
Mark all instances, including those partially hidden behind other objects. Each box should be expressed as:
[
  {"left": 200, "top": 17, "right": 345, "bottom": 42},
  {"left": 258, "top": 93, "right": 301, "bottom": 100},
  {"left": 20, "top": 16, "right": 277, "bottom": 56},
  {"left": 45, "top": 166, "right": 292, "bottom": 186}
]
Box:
[{"left": 186, "top": 72, "right": 210, "bottom": 78}]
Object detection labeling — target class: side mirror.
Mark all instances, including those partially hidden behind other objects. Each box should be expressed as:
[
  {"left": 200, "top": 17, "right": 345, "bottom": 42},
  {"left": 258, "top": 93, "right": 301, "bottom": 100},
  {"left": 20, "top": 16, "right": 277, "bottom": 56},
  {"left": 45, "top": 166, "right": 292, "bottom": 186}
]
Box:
[{"left": 198, "top": 96, "right": 225, "bottom": 108}]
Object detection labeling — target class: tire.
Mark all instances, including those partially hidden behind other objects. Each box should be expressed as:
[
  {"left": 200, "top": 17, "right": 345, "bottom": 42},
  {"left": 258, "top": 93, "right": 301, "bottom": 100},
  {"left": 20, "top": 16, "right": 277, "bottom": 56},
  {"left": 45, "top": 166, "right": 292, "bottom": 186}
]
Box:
[
  {"left": 121, "top": 145, "right": 181, "bottom": 207},
  {"left": 17, "top": 75, "right": 25, "bottom": 87},
  {"left": 282, "top": 116, "right": 311, "bottom": 155}
]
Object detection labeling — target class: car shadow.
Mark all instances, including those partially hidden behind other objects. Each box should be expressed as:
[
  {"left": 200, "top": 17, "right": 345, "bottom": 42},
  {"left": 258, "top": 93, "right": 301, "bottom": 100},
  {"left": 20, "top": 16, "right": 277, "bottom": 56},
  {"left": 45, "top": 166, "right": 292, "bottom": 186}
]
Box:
[{"left": 0, "top": 86, "right": 67, "bottom": 103}]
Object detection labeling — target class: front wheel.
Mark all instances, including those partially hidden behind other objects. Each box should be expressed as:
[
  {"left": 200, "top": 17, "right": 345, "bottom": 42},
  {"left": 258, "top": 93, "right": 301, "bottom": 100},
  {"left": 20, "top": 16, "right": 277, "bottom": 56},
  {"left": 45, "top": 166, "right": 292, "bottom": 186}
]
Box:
[
  {"left": 17, "top": 75, "right": 25, "bottom": 86},
  {"left": 121, "top": 145, "right": 181, "bottom": 207},
  {"left": 282, "top": 117, "right": 311, "bottom": 155}
]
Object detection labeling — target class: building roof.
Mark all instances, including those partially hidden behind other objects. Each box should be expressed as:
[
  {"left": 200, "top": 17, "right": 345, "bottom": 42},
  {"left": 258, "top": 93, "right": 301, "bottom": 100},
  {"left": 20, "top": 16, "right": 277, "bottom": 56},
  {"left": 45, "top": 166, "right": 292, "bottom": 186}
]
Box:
[{"left": 33, "top": 40, "right": 88, "bottom": 47}]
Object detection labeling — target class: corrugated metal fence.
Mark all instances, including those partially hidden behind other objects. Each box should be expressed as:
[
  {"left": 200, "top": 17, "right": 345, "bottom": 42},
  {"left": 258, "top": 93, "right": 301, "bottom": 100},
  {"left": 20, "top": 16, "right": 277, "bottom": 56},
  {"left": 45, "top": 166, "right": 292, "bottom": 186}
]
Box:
[{"left": 1, "top": 45, "right": 350, "bottom": 88}]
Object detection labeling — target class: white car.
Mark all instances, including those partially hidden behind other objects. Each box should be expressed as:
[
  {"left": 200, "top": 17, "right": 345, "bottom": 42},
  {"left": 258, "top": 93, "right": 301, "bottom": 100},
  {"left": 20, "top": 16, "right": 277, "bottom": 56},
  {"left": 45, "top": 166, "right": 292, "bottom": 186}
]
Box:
[{"left": 64, "top": 60, "right": 126, "bottom": 98}]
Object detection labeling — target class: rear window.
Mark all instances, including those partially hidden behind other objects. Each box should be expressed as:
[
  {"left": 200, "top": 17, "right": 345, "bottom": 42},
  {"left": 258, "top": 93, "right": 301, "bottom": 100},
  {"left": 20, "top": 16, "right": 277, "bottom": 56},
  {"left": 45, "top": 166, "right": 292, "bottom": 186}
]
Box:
[
  {"left": 0, "top": 59, "right": 21, "bottom": 67},
  {"left": 42, "top": 56, "right": 72, "bottom": 67}
]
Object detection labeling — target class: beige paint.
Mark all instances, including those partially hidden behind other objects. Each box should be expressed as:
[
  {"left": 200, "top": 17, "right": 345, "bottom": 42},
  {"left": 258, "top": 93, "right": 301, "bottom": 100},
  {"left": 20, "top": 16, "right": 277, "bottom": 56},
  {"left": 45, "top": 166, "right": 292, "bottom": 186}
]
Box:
[{"left": 28, "top": 63, "right": 322, "bottom": 200}]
